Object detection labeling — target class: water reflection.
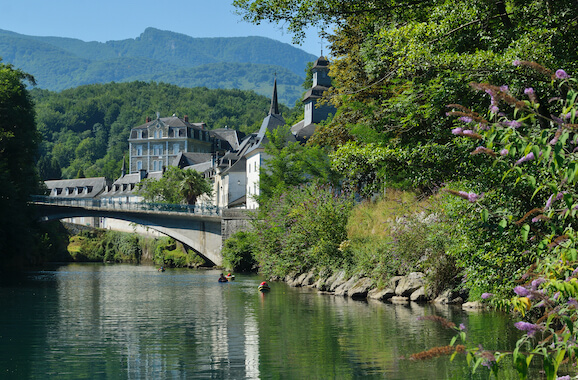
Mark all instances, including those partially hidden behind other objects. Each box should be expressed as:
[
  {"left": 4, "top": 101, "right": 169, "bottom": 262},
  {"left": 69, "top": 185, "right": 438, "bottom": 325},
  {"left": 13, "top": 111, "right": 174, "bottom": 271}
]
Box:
[{"left": 0, "top": 264, "right": 527, "bottom": 379}]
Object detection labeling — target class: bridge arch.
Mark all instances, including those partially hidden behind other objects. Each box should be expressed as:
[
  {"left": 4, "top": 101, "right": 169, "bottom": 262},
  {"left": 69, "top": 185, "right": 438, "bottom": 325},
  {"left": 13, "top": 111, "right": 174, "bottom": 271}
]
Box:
[{"left": 34, "top": 203, "right": 223, "bottom": 266}]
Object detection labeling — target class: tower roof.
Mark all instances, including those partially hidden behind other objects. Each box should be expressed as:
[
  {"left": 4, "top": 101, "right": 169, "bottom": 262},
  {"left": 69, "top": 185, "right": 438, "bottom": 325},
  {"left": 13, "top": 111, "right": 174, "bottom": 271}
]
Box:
[
  {"left": 313, "top": 56, "right": 329, "bottom": 69},
  {"left": 269, "top": 77, "right": 280, "bottom": 115}
]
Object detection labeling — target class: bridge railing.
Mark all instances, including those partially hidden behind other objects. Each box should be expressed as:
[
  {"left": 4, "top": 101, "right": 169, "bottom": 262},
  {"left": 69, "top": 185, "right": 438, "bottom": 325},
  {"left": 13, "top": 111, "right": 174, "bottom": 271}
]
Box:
[{"left": 30, "top": 195, "right": 222, "bottom": 216}]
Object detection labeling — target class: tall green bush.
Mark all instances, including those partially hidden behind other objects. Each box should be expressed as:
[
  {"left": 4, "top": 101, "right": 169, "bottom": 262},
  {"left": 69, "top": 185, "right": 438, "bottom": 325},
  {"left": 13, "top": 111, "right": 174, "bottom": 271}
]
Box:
[
  {"left": 252, "top": 184, "right": 355, "bottom": 277},
  {"left": 221, "top": 231, "right": 258, "bottom": 272}
]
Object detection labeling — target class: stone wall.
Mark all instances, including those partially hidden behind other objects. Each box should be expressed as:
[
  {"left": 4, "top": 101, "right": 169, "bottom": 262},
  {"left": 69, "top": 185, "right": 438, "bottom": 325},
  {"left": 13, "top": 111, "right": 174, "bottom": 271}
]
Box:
[
  {"left": 221, "top": 209, "right": 253, "bottom": 242},
  {"left": 281, "top": 270, "right": 474, "bottom": 307}
]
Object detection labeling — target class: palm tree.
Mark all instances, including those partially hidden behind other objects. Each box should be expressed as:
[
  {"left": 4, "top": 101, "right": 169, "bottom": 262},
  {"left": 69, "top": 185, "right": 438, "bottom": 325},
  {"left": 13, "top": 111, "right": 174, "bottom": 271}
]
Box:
[{"left": 178, "top": 168, "right": 212, "bottom": 206}]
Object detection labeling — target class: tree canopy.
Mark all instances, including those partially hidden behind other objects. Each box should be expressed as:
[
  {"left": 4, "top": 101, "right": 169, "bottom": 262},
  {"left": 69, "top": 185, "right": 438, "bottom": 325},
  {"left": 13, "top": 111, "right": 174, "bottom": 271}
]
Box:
[
  {"left": 236, "top": 0, "right": 578, "bottom": 191},
  {"left": 0, "top": 60, "right": 42, "bottom": 265},
  {"left": 136, "top": 166, "right": 212, "bottom": 206}
]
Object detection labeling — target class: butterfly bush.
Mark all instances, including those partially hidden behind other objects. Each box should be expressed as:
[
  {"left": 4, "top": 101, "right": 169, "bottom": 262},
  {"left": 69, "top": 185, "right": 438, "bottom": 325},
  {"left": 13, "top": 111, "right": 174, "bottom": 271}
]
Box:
[{"left": 442, "top": 62, "right": 578, "bottom": 378}]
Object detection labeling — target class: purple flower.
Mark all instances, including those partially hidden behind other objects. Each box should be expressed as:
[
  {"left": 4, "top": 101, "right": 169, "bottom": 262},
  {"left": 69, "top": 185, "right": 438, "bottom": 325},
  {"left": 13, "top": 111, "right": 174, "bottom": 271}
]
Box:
[
  {"left": 502, "top": 120, "right": 522, "bottom": 128},
  {"left": 459, "top": 323, "right": 466, "bottom": 331},
  {"left": 531, "top": 278, "right": 546, "bottom": 289},
  {"left": 500, "top": 149, "right": 509, "bottom": 156},
  {"left": 459, "top": 116, "right": 473, "bottom": 123},
  {"left": 568, "top": 298, "right": 578, "bottom": 307},
  {"left": 451, "top": 127, "right": 463, "bottom": 135},
  {"left": 467, "top": 192, "right": 481, "bottom": 203},
  {"left": 555, "top": 69, "right": 569, "bottom": 79},
  {"left": 514, "top": 286, "right": 529, "bottom": 297},
  {"left": 513, "top": 60, "right": 521, "bottom": 66},
  {"left": 481, "top": 292, "right": 493, "bottom": 299},
  {"left": 514, "top": 321, "right": 544, "bottom": 336},
  {"left": 556, "top": 375, "right": 571, "bottom": 380},
  {"left": 490, "top": 105, "right": 500, "bottom": 114},
  {"left": 500, "top": 85, "right": 509, "bottom": 92},
  {"left": 515, "top": 152, "right": 535, "bottom": 165},
  {"left": 524, "top": 87, "right": 537, "bottom": 103},
  {"left": 553, "top": 291, "right": 560, "bottom": 301},
  {"left": 545, "top": 194, "right": 554, "bottom": 210}
]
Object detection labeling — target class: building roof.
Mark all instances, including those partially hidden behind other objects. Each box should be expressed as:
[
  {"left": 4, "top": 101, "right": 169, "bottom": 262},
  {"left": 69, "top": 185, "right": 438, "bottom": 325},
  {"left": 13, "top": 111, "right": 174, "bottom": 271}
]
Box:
[
  {"left": 290, "top": 120, "right": 317, "bottom": 143},
  {"left": 184, "top": 161, "right": 213, "bottom": 174},
  {"left": 129, "top": 116, "right": 209, "bottom": 140},
  {"left": 302, "top": 84, "right": 331, "bottom": 102},
  {"left": 172, "top": 152, "right": 213, "bottom": 168},
  {"left": 313, "top": 56, "right": 330, "bottom": 69},
  {"left": 44, "top": 177, "right": 109, "bottom": 198},
  {"left": 210, "top": 128, "right": 245, "bottom": 151}
]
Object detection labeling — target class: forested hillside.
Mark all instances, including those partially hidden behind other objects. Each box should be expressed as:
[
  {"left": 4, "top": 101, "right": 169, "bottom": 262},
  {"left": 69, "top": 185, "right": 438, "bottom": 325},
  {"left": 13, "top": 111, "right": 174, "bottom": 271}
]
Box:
[
  {"left": 32, "top": 81, "right": 297, "bottom": 181},
  {"left": 0, "top": 27, "right": 316, "bottom": 105}
]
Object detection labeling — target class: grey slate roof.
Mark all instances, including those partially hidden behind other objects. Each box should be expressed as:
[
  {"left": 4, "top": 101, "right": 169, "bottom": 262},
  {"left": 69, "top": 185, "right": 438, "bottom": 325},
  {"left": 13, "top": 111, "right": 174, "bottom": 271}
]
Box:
[
  {"left": 210, "top": 128, "right": 245, "bottom": 151},
  {"left": 291, "top": 120, "right": 317, "bottom": 143},
  {"left": 45, "top": 177, "right": 109, "bottom": 198},
  {"left": 173, "top": 152, "right": 213, "bottom": 168}
]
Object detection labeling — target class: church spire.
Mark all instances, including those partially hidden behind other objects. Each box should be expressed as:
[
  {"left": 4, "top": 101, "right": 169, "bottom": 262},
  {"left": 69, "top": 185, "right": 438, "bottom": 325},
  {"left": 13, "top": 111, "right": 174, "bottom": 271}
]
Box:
[{"left": 269, "top": 76, "right": 279, "bottom": 115}]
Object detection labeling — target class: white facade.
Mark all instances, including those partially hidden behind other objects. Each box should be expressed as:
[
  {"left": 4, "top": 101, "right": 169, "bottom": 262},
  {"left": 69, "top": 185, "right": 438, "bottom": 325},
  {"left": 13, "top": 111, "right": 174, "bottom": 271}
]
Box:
[{"left": 245, "top": 151, "right": 263, "bottom": 210}]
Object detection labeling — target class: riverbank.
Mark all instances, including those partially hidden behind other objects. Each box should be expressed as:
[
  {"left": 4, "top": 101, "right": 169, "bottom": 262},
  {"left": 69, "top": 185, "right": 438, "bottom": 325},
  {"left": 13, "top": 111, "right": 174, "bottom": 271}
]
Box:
[{"left": 278, "top": 269, "right": 484, "bottom": 309}]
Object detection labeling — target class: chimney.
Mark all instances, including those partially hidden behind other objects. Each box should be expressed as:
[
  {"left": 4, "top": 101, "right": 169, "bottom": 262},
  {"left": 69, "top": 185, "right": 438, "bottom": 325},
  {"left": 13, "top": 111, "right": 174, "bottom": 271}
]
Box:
[
  {"left": 184, "top": 115, "right": 189, "bottom": 122},
  {"left": 146, "top": 116, "right": 151, "bottom": 123}
]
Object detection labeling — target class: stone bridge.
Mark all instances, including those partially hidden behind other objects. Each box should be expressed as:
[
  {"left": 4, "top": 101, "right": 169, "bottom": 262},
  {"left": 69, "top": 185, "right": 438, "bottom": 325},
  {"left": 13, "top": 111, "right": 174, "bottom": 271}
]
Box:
[{"left": 32, "top": 198, "right": 252, "bottom": 266}]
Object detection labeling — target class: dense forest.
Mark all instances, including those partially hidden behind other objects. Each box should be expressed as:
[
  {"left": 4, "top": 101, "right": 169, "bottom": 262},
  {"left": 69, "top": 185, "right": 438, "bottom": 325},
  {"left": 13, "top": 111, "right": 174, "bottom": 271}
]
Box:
[
  {"left": 32, "top": 81, "right": 298, "bottom": 181},
  {"left": 0, "top": 27, "right": 315, "bottom": 105}
]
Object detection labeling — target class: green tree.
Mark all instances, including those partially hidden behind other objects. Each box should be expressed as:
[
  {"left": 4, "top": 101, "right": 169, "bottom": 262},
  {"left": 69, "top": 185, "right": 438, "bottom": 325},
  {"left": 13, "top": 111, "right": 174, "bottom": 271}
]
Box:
[
  {"left": 235, "top": 0, "right": 578, "bottom": 192},
  {"left": 0, "top": 61, "right": 41, "bottom": 265},
  {"left": 258, "top": 125, "right": 341, "bottom": 204},
  {"left": 137, "top": 166, "right": 212, "bottom": 205}
]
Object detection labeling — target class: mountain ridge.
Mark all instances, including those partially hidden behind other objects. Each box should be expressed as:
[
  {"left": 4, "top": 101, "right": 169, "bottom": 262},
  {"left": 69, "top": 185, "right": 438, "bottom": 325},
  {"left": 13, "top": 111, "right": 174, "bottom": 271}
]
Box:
[{"left": 0, "top": 28, "right": 316, "bottom": 105}]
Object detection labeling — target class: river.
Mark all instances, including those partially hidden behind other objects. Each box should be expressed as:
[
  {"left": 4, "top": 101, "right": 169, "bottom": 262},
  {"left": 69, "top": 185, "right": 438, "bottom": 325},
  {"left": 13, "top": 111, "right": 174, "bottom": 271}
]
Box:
[{"left": 0, "top": 264, "right": 526, "bottom": 379}]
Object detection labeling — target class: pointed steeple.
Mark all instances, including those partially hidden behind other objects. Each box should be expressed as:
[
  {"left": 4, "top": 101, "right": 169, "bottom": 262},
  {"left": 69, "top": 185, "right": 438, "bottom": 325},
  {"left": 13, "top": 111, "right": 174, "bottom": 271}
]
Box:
[{"left": 269, "top": 76, "right": 279, "bottom": 116}]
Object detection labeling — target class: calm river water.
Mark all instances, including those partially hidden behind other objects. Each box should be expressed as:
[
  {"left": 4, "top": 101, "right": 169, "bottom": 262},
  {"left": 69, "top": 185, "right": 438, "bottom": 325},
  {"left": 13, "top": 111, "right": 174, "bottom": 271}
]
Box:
[{"left": 0, "top": 264, "right": 526, "bottom": 379}]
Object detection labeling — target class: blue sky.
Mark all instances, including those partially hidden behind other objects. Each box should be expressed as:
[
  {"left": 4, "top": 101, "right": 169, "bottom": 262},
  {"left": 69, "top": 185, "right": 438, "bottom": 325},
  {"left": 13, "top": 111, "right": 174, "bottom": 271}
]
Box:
[{"left": 1, "top": 0, "right": 322, "bottom": 56}]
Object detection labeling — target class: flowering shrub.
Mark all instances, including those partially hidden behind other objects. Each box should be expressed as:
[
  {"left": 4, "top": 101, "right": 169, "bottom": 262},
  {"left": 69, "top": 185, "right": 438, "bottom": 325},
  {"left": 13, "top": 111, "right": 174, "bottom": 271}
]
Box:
[{"left": 442, "top": 62, "right": 578, "bottom": 378}]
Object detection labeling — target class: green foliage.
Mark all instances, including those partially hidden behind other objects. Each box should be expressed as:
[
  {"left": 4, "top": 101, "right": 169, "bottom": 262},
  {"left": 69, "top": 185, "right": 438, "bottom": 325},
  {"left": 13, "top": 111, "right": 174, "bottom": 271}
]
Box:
[
  {"left": 74, "top": 230, "right": 142, "bottom": 263},
  {"left": 252, "top": 184, "right": 355, "bottom": 277},
  {"left": 438, "top": 65, "right": 578, "bottom": 377},
  {"left": 0, "top": 60, "right": 43, "bottom": 266},
  {"left": 221, "top": 231, "right": 258, "bottom": 272},
  {"left": 345, "top": 192, "right": 460, "bottom": 293},
  {"left": 259, "top": 125, "right": 341, "bottom": 204},
  {"left": 137, "top": 166, "right": 212, "bottom": 205},
  {"left": 152, "top": 236, "right": 205, "bottom": 268}
]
